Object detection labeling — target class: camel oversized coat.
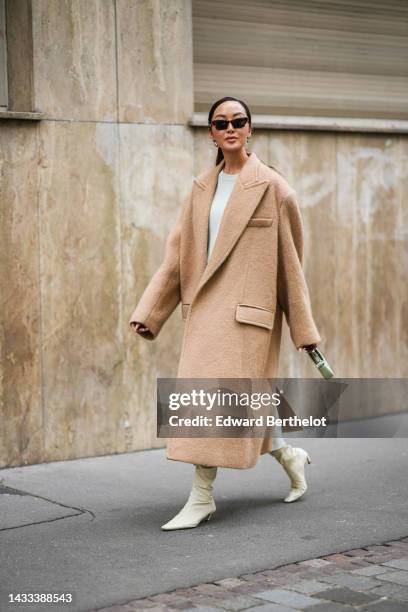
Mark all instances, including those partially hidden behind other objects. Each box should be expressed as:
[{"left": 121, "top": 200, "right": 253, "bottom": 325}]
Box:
[{"left": 129, "top": 151, "right": 322, "bottom": 469}]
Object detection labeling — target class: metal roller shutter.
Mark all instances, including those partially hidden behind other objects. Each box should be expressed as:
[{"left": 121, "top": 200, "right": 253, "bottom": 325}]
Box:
[{"left": 193, "top": 0, "right": 408, "bottom": 119}]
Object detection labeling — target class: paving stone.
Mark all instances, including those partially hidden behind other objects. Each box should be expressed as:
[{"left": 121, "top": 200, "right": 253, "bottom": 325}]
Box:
[
  {"left": 376, "top": 571, "right": 408, "bottom": 587},
  {"left": 280, "top": 564, "right": 306, "bottom": 574},
  {"left": 360, "top": 599, "right": 408, "bottom": 612},
  {"left": 261, "top": 574, "right": 303, "bottom": 587},
  {"left": 323, "top": 554, "right": 353, "bottom": 563},
  {"left": 257, "top": 569, "right": 283, "bottom": 578},
  {"left": 261, "top": 569, "right": 302, "bottom": 580},
  {"left": 351, "top": 565, "right": 395, "bottom": 576},
  {"left": 193, "top": 585, "right": 228, "bottom": 595},
  {"left": 259, "top": 569, "right": 288, "bottom": 577},
  {"left": 285, "top": 579, "right": 333, "bottom": 594},
  {"left": 240, "top": 572, "right": 274, "bottom": 583},
  {"left": 298, "top": 558, "right": 332, "bottom": 568},
  {"left": 128, "top": 601, "right": 166, "bottom": 610},
  {"left": 305, "top": 603, "right": 355, "bottom": 612},
  {"left": 304, "top": 565, "right": 348, "bottom": 577},
  {"left": 364, "top": 556, "right": 396, "bottom": 565},
  {"left": 97, "top": 605, "right": 160, "bottom": 612},
  {"left": 343, "top": 548, "right": 373, "bottom": 557},
  {"left": 181, "top": 595, "right": 222, "bottom": 609},
  {"left": 213, "top": 578, "right": 247, "bottom": 589},
  {"left": 385, "top": 542, "right": 408, "bottom": 550},
  {"left": 364, "top": 552, "right": 407, "bottom": 564},
  {"left": 278, "top": 571, "right": 308, "bottom": 581},
  {"left": 383, "top": 549, "right": 408, "bottom": 559},
  {"left": 179, "top": 606, "right": 221, "bottom": 612},
  {"left": 173, "top": 589, "right": 202, "bottom": 598},
  {"left": 313, "top": 586, "right": 379, "bottom": 605},
  {"left": 288, "top": 568, "right": 344, "bottom": 583},
  {"left": 187, "top": 594, "right": 257, "bottom": 611},
  {"left": 382, "top": 558, "right": 408, "bottom": 571},
  {"left": 181, "top": 608, "right": 223, "bottom": 612},
  {"left": 253, "top": 569, "right": 309, "bottom": 587},
  {"left": 148, "top": 593, "right": 189, "bottom": 604},
  {"left": 200, "top": 589, "right": 257, "bottom": 602},
  {"left": 322, "top": 553, "right": 373, "bottom": 570},
  {"left": 368, "top": 583, "right": 408, "bottom": 602},
  {"left": 137, "top": 604, "right": 167, "bottom": 611},
  {"left": 199, "top": 594, "right": 262, "bottom": 611},
  {"left": 344, "top": 559, "right": 374, "bottom": 568},
  {"left": 367, "top": 546, "right": 396, "bottom": 553},
  {"left": 229, "top": 583, "right": 271, "bottom": 596},
  {"left": 124, "top": 606, "right": 166, "bottom": 612},
  {"left": 288, "top": 570, "right": 329, "bottom": 582},
  {"left": 317, "top": 572, "right": 380, "bottom": 590},
  {"left": 133, "top": 603, "right": 167, "bottom": 611},
  {"left": 253, "top": 588, "right": 323, "bottom": 608},
  {"left": 229, "top": 605, "right": 296, "bottom": 612},
  {"left": 109, "top": 604, "right": 153, "bottom": 611},
  {"left": 220, "top": 595, "right": 265, "bottom": 611}
]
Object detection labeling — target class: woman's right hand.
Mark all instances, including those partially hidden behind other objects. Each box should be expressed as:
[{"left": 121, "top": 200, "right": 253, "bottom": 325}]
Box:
[{"left": 130, "top": 321, "right": 151, "bottom": 336}]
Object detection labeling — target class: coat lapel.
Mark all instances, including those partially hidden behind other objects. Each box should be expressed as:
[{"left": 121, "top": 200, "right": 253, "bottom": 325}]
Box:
[{"left": 191, "top": 152, "right": 270, "bottom": 301}]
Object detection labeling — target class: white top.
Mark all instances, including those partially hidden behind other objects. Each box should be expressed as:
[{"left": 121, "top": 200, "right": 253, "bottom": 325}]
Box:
[{"left": 207, "top": 169, "right": 239, "bottom": 261}]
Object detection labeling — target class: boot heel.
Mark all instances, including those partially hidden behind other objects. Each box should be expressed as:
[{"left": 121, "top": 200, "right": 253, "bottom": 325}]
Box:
[
  {"left": 206, "top": 513, "right": 213, "bottom": 521},
  {"left": 307, "top": 455, "right": 311, "bottom": 464}
]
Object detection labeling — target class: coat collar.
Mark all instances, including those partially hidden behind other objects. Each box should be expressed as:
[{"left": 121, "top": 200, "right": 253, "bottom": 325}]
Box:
[{"left": 191, "top": 151, "right": 270, "bottom": 303}]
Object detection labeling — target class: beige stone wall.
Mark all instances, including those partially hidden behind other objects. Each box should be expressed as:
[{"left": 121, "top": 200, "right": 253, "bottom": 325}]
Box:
[
  {"left": 0, "top": 0, "right": 194, "bottom": 468},
  {"left": 1, "top": 1, "right": 407, "bottom": 467}
]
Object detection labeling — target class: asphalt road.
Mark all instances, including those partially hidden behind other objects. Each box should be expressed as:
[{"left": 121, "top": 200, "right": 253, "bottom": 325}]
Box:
[{"left": 1, "top": 438, "right": 408, "bottom": 612}]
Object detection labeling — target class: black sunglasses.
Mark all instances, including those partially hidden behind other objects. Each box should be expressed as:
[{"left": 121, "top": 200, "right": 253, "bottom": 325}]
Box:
[{"left": 210, "top": 117, "right": 249, "bottom": 131}]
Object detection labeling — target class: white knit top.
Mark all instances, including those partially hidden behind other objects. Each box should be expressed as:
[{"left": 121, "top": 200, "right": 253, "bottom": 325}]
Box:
[{"left": 207, "top": 170, "right": 239, "bottom": 261}]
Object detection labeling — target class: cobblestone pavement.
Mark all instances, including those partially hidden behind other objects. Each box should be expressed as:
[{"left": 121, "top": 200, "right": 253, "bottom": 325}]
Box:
[{"left": 95, "top": 536, "right": 408, "bottom": 612}]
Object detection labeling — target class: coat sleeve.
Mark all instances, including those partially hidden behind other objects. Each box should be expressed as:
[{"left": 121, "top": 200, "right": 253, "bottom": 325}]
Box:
[
  {"left": 277, "top": 189, "right": 322, "bottom": 350},
  {"left": 128, "top": 186, "right": 193, "bottom": 340}
]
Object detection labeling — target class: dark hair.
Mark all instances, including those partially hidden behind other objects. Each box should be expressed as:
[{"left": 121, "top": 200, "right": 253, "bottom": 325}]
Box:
[{"left": 207, "top": 96, "right": 285, "bottom": 177}]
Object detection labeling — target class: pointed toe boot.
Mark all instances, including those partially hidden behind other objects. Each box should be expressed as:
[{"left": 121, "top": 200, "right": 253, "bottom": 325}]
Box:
[
  {"left": 271, "top": 445, "right": 311, "bottom": 503},
  {"left": 161, "top": 465, "right": 217, "bottom": 530}
]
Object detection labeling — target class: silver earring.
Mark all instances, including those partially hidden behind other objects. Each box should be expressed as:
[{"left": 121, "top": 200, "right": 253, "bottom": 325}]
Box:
[{"left": 213, "top": 140, "right": 218, "bottom": 147}]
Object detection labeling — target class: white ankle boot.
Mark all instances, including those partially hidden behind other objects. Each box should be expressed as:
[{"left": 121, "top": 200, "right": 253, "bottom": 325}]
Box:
[
  {"left": 271, "top": 445, "right": 311, "bottom": 503},
  {"left": 161, "top": 464, "right": 217, "bottom": 530}
]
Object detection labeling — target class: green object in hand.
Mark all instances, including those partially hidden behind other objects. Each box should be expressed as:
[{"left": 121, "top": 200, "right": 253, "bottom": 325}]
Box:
[{"left": 305, "top": 347, "right": 334, "bottom": 379}]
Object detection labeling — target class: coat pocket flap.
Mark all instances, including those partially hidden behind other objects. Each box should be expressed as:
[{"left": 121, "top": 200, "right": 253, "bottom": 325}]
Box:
[
  {"left": 247, "top": 217, "right": 274, "bottom": 227},
  {"left": 235, "top": 303, "right": 275, "bottom": 330}
]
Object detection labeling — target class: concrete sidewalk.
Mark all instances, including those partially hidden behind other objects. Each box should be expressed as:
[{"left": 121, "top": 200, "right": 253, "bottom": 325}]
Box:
[{"left": 1, "top": 439, "right": 407, "bottom": 612}]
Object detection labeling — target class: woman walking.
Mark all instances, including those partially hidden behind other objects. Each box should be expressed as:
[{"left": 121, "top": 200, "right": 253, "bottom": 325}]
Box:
[{"left": 130, "top": 96, "right": 321, "bottom": 530}]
